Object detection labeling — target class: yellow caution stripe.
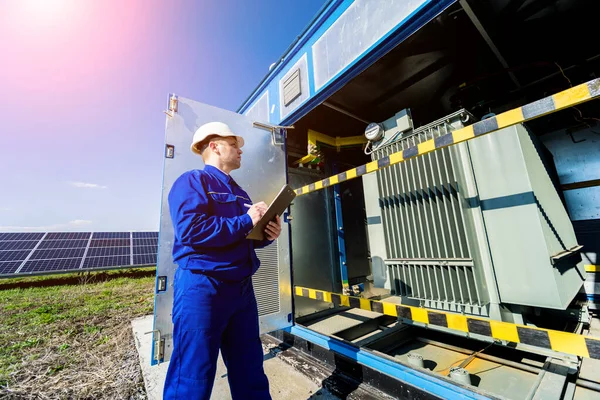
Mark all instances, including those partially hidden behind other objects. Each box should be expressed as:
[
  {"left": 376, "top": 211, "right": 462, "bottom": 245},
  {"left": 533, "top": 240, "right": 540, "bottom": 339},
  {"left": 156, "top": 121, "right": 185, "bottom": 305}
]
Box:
[
  {"left": 585, "top": 265, "right": 598, "bottom": 273},
  {"left": 294, "top": 286, "right": 600, "bottom": 360},
  {"left": 294, "top": 78, "right": 600, "bottom": 196}
]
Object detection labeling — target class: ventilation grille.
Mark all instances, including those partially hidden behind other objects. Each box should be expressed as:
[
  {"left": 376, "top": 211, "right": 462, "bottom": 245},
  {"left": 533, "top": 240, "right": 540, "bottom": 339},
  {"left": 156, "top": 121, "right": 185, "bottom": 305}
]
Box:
[
  {"left": 373, "top": 118, "right": 484, "bottom": 307},
  {"left": 374, "top": 122, "right": 471, "bottom": 260},
  {"left": 387, "top": 260, "right": 481, "bottom": 305},
  {"left": 254, "top": 243, "right": 280, "bottom": 316},
  {"left": 283, "top": 69, "right": 301, "bottom": 106}
]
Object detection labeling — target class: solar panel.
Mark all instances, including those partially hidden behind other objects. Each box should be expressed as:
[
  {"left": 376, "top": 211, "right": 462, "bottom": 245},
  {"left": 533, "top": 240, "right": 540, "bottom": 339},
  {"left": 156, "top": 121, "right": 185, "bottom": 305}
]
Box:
[
  {"left": 133, "top": 245, "right": 158, "bottom": 255},
  {"left": 132, "top": 232, "right": 159, "bottom": 238},
  {"left": 92, "top": 232, "right": 130, "bottom": 239},
  {"left": 133, "top": 253, "right": 157, "bottom": 265},
  {"left": 0, "top": 261, "right": 23, "bottom": 275},
  {"left": 83, "top": 255, "right": 130, "bottom": 268},
  {"left": 45, "top": 232, "right": 91, "bottom": 240},
  {"left": 0, "top": 250, "right": 33, "bottom": 262},
  {"left": 0, "top": 240, "right": 39, "bottom": 251},
  {"left": 37, "top": 239, "right": 89, "bottom": 250},
  {"left": 89, "top": 239, "right": 130, "bottom": 248},
  {"left": 132, "top": 238, "right": 157, "bottom": 246},
  {"left": 29, "top": 248, "right": 86, "bottom": 260},
  {"left": 20, "top": 258, "right": 83, "bottom": 273},
  {"left": 0, "top": 233, "right": 45, "bottom": 241},
  {"left": 87, "top": 246, "right": 130, "bottom": 257},
  {"left": 0, "top": 231, "right": 158, "bottom": 277}
]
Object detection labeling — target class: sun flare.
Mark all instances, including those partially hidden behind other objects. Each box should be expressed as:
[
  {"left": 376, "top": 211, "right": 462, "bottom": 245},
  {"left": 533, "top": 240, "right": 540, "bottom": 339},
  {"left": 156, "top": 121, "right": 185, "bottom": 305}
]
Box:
[{"left": 16, "top": 0, "right": 77, "bottom": 25}]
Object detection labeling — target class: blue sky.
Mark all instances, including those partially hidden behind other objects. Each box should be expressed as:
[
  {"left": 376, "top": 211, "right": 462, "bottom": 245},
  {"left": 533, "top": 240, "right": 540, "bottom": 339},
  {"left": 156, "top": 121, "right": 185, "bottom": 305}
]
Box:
[{"left": 0, "top": 0, "right": 326, "bottom": 232}]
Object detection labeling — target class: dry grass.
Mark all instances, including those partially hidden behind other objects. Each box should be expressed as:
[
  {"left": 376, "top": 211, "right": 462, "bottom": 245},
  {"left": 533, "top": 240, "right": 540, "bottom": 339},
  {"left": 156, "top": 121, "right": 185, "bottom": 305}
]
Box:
[{"left": 0, "top": 268, "right": 156, "bottom": 400}]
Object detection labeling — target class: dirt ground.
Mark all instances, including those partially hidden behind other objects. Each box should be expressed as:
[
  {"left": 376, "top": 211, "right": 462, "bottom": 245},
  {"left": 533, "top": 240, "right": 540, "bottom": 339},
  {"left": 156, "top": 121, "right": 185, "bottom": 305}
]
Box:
[{"left": 0, "top": 268, "right": 155, "bottom": 400}]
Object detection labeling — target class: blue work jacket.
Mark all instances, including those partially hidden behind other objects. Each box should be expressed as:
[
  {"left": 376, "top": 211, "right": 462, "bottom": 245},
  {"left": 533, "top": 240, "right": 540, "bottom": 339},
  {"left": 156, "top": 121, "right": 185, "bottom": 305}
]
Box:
[{"left": 168, "top": 165, "right": 272, "bottom": 282}]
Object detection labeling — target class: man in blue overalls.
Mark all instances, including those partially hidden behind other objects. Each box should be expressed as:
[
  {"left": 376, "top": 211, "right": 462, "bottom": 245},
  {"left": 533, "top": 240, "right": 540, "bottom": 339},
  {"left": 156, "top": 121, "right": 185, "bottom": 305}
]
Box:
[{"left": 164, "top": 121, "right": 282, "bottom": 399}]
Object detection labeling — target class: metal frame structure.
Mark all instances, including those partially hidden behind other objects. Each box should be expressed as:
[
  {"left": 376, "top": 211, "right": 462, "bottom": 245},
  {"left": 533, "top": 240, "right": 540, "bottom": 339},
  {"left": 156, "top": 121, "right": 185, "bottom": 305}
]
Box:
[{"left": 152, "top": 0, "right": 600, "bottom": 397}]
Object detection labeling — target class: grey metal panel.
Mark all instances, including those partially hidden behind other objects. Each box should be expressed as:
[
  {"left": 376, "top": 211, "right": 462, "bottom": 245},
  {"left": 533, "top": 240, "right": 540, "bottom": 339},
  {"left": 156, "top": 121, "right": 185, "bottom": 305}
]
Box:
[
  {"left": 363, "top": 172, "right": 388, "bottom": 289},
  {"left": 289, "top": 170, "right": 338, "bottom": 318},
  {"left": 448, "top": 138, "right": 497, "bottom": 313},
  {"left": 468, "top": 125, "right": 584, "bottom": 309},
  {"left": 154, "top": 96, "right": 291, "bottom": 362},
  {"left": 517, "top": 130, "right": 579, "bottom": 252},
  {"left": 517, "top": 127, "right": 585, "bottom": 308},
  {"left": 440, "top": 145, "right": 467, "bottom": 258}
]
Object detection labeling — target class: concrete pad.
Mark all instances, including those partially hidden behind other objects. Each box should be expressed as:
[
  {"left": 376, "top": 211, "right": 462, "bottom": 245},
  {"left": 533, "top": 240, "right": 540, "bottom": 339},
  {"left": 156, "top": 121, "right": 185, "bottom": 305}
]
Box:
[
  {"left": 131, "top": 316, "right": 169, "bottom": 400},
  {"left": 132, "top": 315, "right": 336, "bottom": 399}
]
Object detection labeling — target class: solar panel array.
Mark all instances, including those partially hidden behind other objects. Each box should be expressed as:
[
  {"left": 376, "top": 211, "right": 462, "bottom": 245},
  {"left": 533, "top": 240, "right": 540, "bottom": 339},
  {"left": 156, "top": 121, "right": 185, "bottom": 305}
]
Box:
[{"left": 0, "top": 232, "right": 158, "bottom": 278}]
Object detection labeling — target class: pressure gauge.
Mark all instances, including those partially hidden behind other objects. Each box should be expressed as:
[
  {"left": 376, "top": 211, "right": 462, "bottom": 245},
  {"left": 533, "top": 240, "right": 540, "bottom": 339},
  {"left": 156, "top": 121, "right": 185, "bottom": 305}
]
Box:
[{"left": 364, "top": 122, "right": 384, "bottom": 142}]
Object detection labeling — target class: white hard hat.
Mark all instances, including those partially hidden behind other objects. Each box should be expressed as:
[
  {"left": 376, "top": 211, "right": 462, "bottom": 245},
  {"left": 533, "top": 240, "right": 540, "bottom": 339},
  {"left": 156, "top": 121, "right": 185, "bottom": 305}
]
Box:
[{"left": 191, "top": 121, "right": 245, "bottom": 155}]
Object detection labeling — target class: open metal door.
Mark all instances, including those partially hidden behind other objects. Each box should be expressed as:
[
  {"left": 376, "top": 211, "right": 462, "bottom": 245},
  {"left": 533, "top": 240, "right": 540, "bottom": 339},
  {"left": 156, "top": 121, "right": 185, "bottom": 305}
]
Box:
[{"left": 151, "top": 95, "right": 292, "bottom": 365}]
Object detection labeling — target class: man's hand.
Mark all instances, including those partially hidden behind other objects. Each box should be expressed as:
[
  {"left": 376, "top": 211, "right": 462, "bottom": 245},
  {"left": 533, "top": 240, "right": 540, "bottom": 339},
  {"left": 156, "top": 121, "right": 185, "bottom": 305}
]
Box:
[
  {"left": 245, "top": 202, "right": 268, "bottom": 226},
  {"left": 265, "top": 215, "right": 282, "bottom": 241}
]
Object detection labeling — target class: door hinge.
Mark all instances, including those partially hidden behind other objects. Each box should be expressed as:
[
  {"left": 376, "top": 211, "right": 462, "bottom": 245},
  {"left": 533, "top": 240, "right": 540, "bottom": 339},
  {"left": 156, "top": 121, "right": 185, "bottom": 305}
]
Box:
[
  {"left": 165, "top": 145, "right": 175, "bottom": 159},
  {"left": 157, "top": 275, "right": 168, "bottom": 291},
  {"left": 253, "top": 122, "right": 293, "bottom": 146},
  {"left": 164, "top": 93, "right": 178, "bottom": 118},
  {"left": 283, "top": 212, "right": 293, "bottom": 223},
  {"left": 146, "top": 329, "right": 165, "bottom": 364}
]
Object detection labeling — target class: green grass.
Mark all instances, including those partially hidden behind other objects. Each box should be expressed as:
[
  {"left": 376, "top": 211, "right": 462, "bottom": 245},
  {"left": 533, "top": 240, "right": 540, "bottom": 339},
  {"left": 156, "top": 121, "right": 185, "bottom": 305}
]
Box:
[{"left": 0, "top": 267, "right": 155, "bottom": 399}]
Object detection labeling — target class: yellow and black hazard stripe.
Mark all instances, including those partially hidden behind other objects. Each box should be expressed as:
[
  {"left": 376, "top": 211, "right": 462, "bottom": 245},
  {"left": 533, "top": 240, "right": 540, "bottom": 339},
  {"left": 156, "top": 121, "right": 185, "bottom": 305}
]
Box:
[
  {"left": 294, "top": 286, "right": 600, "bottom": 360},
  {"left": 294, "top": 78, "right": 600, "bottom": 196}
]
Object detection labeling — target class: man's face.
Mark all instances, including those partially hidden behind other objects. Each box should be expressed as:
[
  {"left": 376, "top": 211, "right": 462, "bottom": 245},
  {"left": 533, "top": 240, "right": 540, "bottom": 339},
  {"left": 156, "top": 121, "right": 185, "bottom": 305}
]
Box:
[{"left": 213, "top": 137, "right": 242, "bottom": 170}]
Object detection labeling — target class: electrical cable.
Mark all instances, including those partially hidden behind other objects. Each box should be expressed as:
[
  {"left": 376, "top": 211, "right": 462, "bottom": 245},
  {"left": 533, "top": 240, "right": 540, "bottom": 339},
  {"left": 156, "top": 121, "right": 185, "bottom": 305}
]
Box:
[
  {"left": 364, "top": 130, "right": 403, "bottom": 155},
  {"left": 556, "top": 62, "right": 600, "bottom": 135}
]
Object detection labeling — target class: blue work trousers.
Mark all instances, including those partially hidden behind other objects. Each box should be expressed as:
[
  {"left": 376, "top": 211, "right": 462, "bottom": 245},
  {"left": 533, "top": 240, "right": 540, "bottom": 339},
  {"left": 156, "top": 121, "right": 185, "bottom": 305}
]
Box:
[{"left": 163, "top": 268, "right": 271, "bottom": 400}]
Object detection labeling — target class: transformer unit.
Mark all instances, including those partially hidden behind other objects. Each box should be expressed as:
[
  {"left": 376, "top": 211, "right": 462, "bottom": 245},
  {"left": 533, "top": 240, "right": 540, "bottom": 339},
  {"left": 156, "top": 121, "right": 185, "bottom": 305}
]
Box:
[{"left": 363, "top": 109, "right": 586, "bottom": 322}]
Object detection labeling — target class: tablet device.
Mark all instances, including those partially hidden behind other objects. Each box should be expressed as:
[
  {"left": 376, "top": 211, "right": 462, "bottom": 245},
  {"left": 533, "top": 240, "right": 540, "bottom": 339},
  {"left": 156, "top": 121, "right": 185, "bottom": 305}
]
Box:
[{"left": 246, "top": 184, "right": 297, "bottom": 241}]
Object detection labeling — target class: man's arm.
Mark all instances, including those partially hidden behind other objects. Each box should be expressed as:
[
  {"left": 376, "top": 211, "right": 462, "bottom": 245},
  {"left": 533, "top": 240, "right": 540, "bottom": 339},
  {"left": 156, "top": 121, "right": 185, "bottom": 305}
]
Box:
[{"left": 168, "top": 173, "right": 253, "bottom": 248}]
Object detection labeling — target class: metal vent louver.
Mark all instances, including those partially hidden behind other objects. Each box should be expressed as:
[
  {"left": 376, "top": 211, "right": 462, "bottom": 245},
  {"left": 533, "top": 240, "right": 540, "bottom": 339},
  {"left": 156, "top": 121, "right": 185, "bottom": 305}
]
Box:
[
  {"left": 283, "top": 69, "right": 301, "bottom": 106},
  {"left": 254, "top": 242, "right": 280, "bottom": 315}
]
